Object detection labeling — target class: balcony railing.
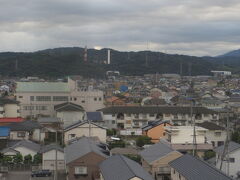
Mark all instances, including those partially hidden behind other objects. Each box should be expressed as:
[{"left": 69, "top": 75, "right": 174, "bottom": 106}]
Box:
[{"left": 157, "top": 167, "right": 170, "bottom": 174}]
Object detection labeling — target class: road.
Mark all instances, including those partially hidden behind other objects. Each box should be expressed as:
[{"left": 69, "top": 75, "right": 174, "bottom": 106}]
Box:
[
  {"left": 3, "top": 171, "right": 53, "bottom": 180},
  {"left": 3, "top": 171, "right": 65, "bottom": 180}
]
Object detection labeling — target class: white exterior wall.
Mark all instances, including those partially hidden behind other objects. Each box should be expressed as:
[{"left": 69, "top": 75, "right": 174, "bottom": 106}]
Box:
[
  {"left": 64, "top": 123, "right": 106, "bottom": 143},
  {"left": 14, "top": 146, "right": 37, "bottom": 157},
  {"left": 10, "top": 131, "right": 30, "bottom": 140},
  {"left": 42, "top": 150, "right": 65, "bottom": 170},
  {"left": 57, "top": 111, "right": 84, "bottom": 128},
  {"left": 32, "top": 129, "right": 45, "bottom": 142},
  {"left": 4, "top": 104, "right": 20, "bottom": 117},
  {"left": 206, "top": 130, "right": 226, "bottom": 147},
  {"left": 216, "top": 150, "right": 240, "bottom": 178},
  {"left": 166, "top": 127, "right": 207, "bottom": 144}
]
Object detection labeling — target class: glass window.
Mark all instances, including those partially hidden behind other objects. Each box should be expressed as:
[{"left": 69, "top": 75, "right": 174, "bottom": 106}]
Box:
[
  {"left": 99, "top": 97, "right": 102, "bottom": 101},
  {"left": 215, "top": 132, "right": 221, "bottom": 136},
  {"left": 229, "top": 158, "right": 235, "bottom": 163},
  {"left": 30, "top": 96, "right": 34, "bottom": 101},
  {"left": 94, "top": 97, "right": 97, "bottom": 101},
  {"left": 75, "top": 166, "right": 87, "bottom": 175},
  {"left": 53, "top": 96, "right": 68, "bottom": 101},
  {"left": 17, "top": 132, "right": 25, "bottom": 137},
  {"left": 18, "top": 96, "right": 23, "bottom": 98},
  {"left": 36, "top": 106, "right": 47, "bottom": 110},
  {"left": 81, "top": 100, "right": 85, "bottom": 103},
  {"left": 36, "top": 96, "right": 51, "bottom": 101}
]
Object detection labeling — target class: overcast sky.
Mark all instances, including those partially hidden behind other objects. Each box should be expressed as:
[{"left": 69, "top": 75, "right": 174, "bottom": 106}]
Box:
[{"left": 1, "top": 0, "right": 240, "bottom": 56}]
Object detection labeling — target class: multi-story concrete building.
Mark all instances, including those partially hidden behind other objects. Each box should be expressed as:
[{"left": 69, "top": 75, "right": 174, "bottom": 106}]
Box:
[
  {"left": 15, "top": 77, "right": 104, "bottom": 118},
  {"left": 98, "top": 106, "right": 219, "bottom": 129}
]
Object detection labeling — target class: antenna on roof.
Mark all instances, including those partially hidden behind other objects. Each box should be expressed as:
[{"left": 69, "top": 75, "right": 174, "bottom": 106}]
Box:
[{"left": 191, "top": 99, "right": 197, "bottom": 156}]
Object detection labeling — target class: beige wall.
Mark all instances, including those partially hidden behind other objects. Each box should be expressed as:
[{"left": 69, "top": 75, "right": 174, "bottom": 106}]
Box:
[
  {"left": 171, "top": 168, "right": 186, "bottom": 180},
  {"left": 64, "top": 123, "right": 106, "bottom": 144},
  {"left": 57, "top": 111, "right": 85, "bottom": 128},
  {"left": 4, "top": 104, "right": 20, "bottom": 117}
]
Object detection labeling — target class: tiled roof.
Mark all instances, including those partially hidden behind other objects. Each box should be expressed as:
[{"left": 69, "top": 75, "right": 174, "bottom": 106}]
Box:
[
  {"left": 169, "top": 154, "right": 233, "bottom": 180},
  {"left": 197, "top": 122, "right": 225, "bottom": 130},
  {"left": 214, "top": 141, "right": 240, "bottom": 155},
  {"left": 0, "top": 117, "right": 24, "bottom": 123},
  {"left": 99, "top": 155, "right": 154, "bottom": 180},
  {"left": 54, "top": 102, "right": 84, "bottom": 112}
]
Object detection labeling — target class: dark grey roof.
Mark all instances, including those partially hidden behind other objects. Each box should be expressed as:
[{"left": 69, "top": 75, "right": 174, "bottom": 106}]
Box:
[
  {"left": 11, "top": 140, "right": 41, "bottom": 152},
  {"left": 142, "top": 120, "right": 170, "bottom": 131},
  {"left": 64, "top": 120, "right": 106, "bottom": 132},
  {"left": 54, "top": 102, "right": 84, "bottom": 112},
  {"left": 140, "top": 142, "right": 175, "bottom": 164},
  {"left": 214, "top": 141, "right": 240, "bottom": 155},
  {"left": 0, "top": 98, "right": 19, "bottom": 105},
  {"left": 64, "top": 137, "right": 108, "bottom": 164},
  {"left": 39, "top": 144, "right": 63, "bottom": 153},
  {"left": 7, "top": 120, "right": 42, "bottom": 131},
  {"left": 100, "top": 155, "right": 153, "bottom": 180},
  {"left": 98, "top": 106, "right": 216, "bottom": 115},
  {"left": 169, "top": 154, "right": 233, "bottom": 180},
  {"left": 197, "top": 122, "right": 225, "bottom": 131},
  {"left": 86, "top": 112, "right": 103, "bottom": 122},
  {"left": 37, "top": 117, "right": 60, "bottom": 123}
]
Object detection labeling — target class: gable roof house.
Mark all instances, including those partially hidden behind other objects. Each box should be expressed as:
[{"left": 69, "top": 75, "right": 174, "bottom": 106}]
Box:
[
  {"left": 1, "top": 139, "right": 41, "bottom": 157},
  {"left": 99, "top": 154, "right": 154, "bottom": 180},
  {"left": 64, "top": 121, "right": 106, "bottom": 144},
  {"left": 142, "top": 120, "right": 172, "bottom": 143},
  {"left": 140, "top": 142, "right": 182, "bottom": 180},
  {"left": 55, "top": 102, "right": 85, "bottom": 128},
  {"left": 214, "top": 141, "right": 240, "bottom": 179},
  {"left": 7, "top": 120, "right": 45, "bottom": 142},
  {"left": 169, "top": 154, "right": 233, "bottom": 180},
  {"left": 64, "top": 137, "right": 108, "bottom": 180}
]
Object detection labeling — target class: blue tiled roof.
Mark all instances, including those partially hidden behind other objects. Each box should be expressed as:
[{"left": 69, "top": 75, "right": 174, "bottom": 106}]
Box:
[{"left": 0, "top": 127, "right": 10, "bottom": 137}]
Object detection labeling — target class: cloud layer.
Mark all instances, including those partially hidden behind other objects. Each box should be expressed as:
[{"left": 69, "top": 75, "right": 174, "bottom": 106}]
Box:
[{"left": 1, "top": 0, "right": 240, "bottom": 56}]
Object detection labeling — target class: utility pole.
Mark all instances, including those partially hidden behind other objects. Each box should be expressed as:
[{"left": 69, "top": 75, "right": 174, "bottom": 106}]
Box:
[
  {"left": 220, "top": 102, "right": 230, "bottom": 175},
  {"left": 54, "top": 131, "right": 58, "bottom": 180}
]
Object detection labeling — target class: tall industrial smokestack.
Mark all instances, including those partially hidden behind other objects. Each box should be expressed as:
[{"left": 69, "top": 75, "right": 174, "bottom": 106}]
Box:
[{"left": 107, "top": 49, "right": 111, "bottom": 64}]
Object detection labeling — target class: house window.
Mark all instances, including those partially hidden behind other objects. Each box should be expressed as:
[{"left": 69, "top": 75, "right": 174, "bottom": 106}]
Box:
[
  {"left": 74, "top": 97, "right": 77, "bottom": 101},
  {"left": 30, "top": 96, "right": 34, "bottom": 101},
  {"left": 36, "top": 106, "right": 47, "bottom": 110},
  {"left": 149, "top": 114, "right": 155, "bottom": 117},
  {"left": 75, "top": 166, "right": 87, "bottom": 175},
  {"left": 23, "top": 106, "right": 34, "bottom": 110},
  {"left": 229, "top": 158, "right": 235, "bottom": 163},
  {"left": 94, "top": 97, "right": 97, "bottom": 101},
  {"left": 18, "top": 96, "right": 23, "bottom": 98},
  {"left": 99, "top": 97, "right": 102, "bottom": 101},
  {"left": 126, "top": 114, "right": 131, "bottom": 117},
  {"left": 165, "top": 114, "right": 170, "bottom": 117},
  {"left": 112, "top": 120, "right": 115, "bottom": 124},
  {"left": 81, "top": 100, "right": 85, "bottom": 103},
  {"left": 17, "top": 132, "right": 25, "bottom": 137},
  {"left": 70, "top": 134, "right": 76, "bottom": 138},
  {"left": 36, "top": 96, "right": 51, "bottom": 101}
]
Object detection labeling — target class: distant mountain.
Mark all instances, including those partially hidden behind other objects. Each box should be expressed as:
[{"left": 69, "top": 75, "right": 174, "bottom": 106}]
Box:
[
  {"left": 0, "top": 47, "right": 239, "bottom": 78},
  {"left": 217, "top": 49, "right": 240, "bottom": 58}
]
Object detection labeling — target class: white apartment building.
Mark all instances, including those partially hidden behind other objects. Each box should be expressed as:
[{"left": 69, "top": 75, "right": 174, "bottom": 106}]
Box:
[
  {"left": 15, "top": 77, "right": 104, "bottom": 118},
  {"left": 99, "top": 106, "right": 219, "bottom": 129}
]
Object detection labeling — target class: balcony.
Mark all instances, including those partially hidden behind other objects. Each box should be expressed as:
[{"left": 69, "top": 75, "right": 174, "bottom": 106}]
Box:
[{"left": 157, "top": 167, "right": 171, "bottom": 174}]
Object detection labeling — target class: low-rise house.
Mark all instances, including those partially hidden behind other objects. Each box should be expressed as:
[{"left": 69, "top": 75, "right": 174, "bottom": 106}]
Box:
[
  {"left": 37, "top": 117, "right": 62, "bottom": 130},
  {"left": 99, "top": 154, "right": 154, "bottom": 180},
  {"left": 164, "top": 126, "right": 213, "bottom": 157},
  {"left": 169, "top": 154, "right": 232, "bottom": 180},
  {"left": 142, "top": 120, "right": 171, "bottom": 143},
  {"left": 64, "top": 137, "right": 108, "bottom": 180},
  {"left": 140, "top": 142, "right": 182, "bottom": 180},
  {"left": 7, "top": 120, "right": 45, "bottom": 142},
  {"left": 214, "top": 141, "right": 240, "bottom": 179},
  {"left": 39, "top": 144, "right": 64, "bottom": 170},
  {"left": 1, "top": 139, "right": 41, "bottom": 157},
  {"left": 197, "top": 122, "right": 226, "bottom": 147},
  {"left": 55, "top": 102, "right": 85, "bottom": 128},
  {"left": 64, "top": 121, "right": 106, "bottom": 144}
]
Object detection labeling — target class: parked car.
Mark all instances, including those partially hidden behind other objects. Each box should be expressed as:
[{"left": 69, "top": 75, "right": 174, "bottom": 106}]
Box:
[{"left": 31, "top": 170, "right": 52, "bottom": 177}]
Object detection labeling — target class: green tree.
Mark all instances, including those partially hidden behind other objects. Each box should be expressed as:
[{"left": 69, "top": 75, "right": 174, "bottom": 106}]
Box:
[
  {"left": 13, "top": 153, "right": 23, "bottom": 164},
  {"left": 204, "top": 150, "right": 216, "bottom": 160},
  {"left": 33, "top": 154, "right": 42, "bottom": 164},
  {"left": 231, "top": 131, "right": 240, "bottom": 144},
  {"left": 136, "top": 136, "right": 152, "bottom": 147},
  {"left": 24, "top": 154, "right": 32, "bottom": 164},
  {"left": 2, "top": 156, "right": 12, "bottom": 164}
]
